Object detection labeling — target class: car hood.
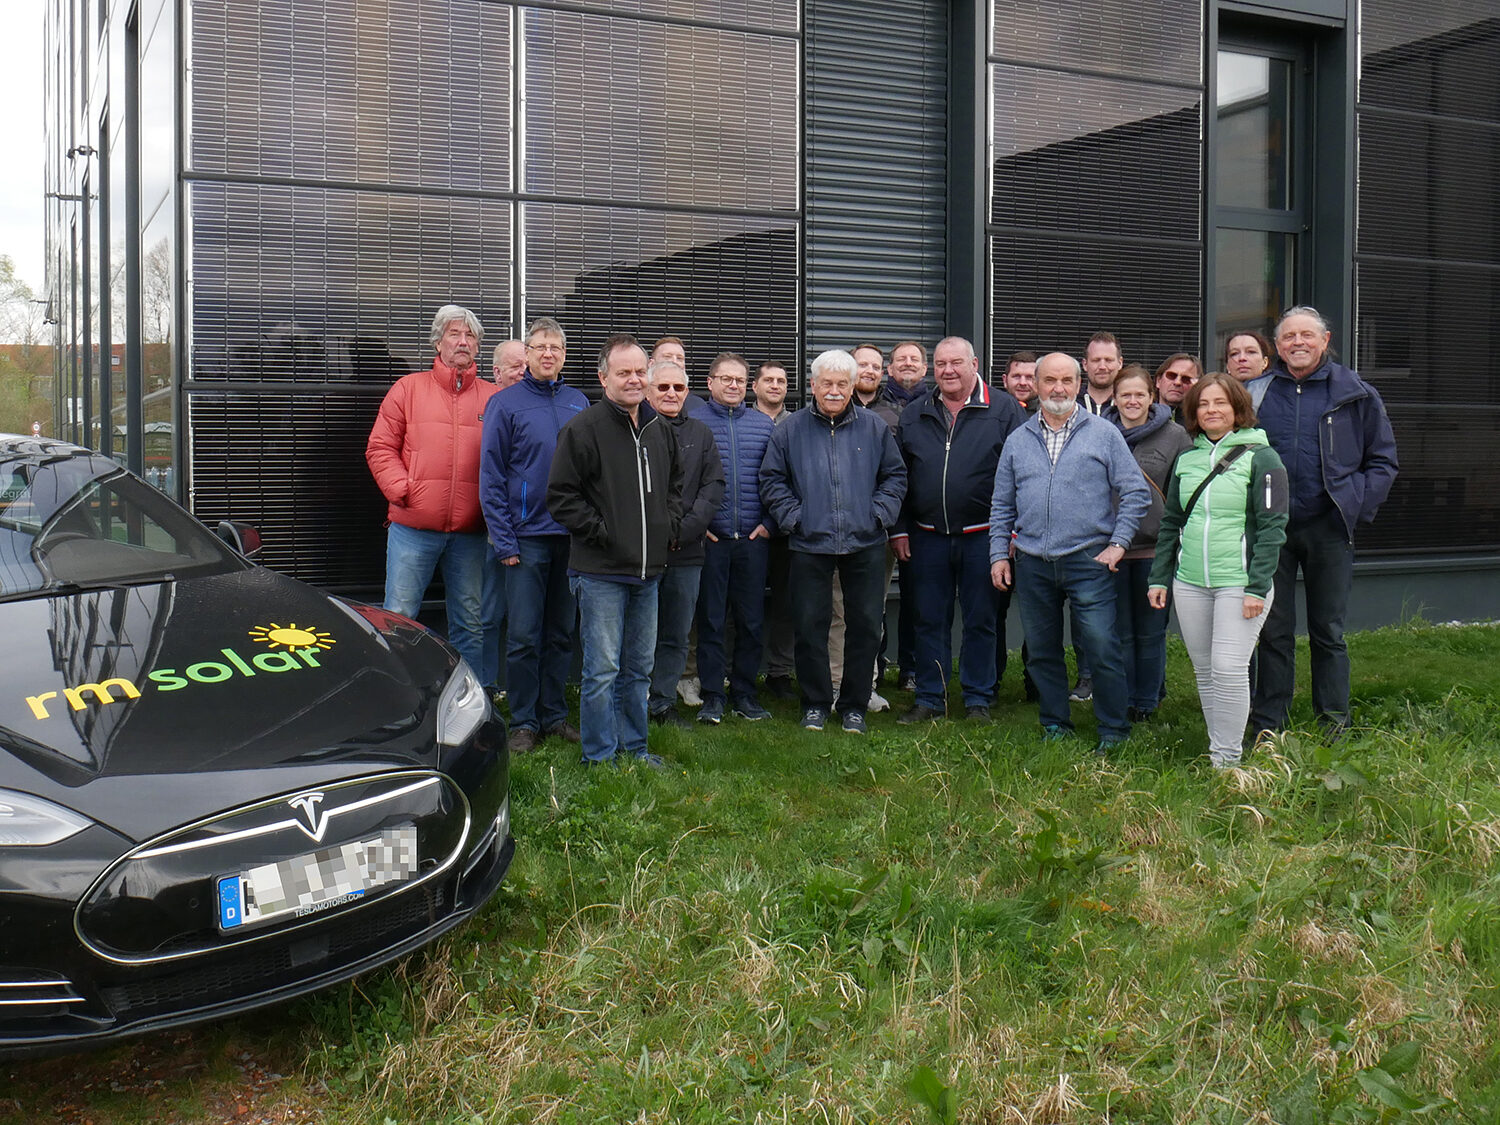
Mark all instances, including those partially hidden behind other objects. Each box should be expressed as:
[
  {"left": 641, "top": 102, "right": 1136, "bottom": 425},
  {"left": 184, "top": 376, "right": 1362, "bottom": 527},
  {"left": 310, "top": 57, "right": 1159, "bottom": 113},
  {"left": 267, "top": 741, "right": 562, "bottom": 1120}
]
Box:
[{"left": 0, "top": 567, "right": 455, "bottom": 841}]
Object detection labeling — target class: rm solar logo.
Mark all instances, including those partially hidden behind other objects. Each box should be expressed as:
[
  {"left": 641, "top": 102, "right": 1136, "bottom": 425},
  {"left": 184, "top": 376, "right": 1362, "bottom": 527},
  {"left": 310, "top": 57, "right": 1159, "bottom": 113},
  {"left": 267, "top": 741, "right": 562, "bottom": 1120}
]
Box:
[{"left": 23, "top": 623, "right": 336, "bottom": 720}]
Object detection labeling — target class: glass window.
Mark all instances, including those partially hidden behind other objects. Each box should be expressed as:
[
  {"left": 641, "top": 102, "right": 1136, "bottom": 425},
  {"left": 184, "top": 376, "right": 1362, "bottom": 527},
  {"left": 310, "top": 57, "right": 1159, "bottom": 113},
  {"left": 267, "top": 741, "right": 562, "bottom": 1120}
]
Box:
[
  {"left": 1215, "top": 52, "right": 1292, "bottom": 211},
  {"left": 1213, "top": 228, "right": 1292, "bottom": 348},
  {"left": 521, "top": 9, "right": 799, "bottom": 213}
]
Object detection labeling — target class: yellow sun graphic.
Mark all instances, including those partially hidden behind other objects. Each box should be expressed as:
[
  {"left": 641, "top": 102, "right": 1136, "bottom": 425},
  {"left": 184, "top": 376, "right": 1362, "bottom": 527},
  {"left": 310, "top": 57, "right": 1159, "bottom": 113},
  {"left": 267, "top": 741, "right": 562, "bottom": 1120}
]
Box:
[{"left": 247, "top": 622, "right": 336, "bottom": 651}]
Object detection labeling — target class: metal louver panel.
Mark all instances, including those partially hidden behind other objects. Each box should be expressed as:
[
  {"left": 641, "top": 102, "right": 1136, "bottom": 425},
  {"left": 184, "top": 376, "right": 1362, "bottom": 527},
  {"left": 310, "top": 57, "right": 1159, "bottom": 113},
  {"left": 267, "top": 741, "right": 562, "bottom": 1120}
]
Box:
[{"left": 804, "top": 0, "right": 948, "bottom": 359}]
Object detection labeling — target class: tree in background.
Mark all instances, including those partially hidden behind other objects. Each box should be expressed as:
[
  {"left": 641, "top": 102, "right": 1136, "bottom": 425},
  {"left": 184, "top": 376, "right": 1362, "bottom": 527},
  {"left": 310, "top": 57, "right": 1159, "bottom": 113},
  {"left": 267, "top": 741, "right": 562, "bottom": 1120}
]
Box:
[{"left": 0, "top": 254, "right": 53, "bottom": 434}]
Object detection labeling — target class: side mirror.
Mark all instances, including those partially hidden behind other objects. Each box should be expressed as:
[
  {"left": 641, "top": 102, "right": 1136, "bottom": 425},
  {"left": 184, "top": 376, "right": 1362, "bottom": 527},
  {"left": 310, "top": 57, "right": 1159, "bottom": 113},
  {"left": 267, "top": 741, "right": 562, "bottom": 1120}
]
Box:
[{"left": 215, "top": 520, "right": 264, "bottom": 560}]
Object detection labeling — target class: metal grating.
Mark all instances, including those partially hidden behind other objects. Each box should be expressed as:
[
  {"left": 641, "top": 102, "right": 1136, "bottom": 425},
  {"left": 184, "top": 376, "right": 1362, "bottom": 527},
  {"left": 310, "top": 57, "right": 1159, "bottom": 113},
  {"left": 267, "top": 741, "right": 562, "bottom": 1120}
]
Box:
[
  {"left": 187, "top": 389, "right": 391, "bottom": 589},
  {"left": 992, "top": 0, "right": 1202, "bottom": 86},
  {"left": 804, "top": 0, "right": 949, "bottom": 359}
]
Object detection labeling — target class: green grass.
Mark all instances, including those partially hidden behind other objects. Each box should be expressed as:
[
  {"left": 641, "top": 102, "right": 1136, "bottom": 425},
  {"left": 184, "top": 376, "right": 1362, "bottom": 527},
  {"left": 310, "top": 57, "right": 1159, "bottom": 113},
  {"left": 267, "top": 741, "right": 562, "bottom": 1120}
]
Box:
[{"left": 5, "top": 621, "right": 1500, "bottom": 1124}]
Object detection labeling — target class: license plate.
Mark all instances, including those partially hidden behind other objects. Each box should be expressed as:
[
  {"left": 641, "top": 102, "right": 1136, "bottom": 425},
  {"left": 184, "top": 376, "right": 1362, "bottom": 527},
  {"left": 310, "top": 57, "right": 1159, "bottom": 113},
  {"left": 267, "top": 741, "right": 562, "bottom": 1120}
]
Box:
[{"left": 217, "top": 826, "right": 419, "bottom": 931}]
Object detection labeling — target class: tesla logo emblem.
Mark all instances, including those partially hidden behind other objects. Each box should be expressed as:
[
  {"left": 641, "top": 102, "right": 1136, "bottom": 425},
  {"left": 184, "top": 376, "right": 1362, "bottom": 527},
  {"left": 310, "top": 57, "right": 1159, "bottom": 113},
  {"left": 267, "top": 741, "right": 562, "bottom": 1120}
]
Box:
[{"left": 287, "top": 792, "right": 330, "bottom": 842}]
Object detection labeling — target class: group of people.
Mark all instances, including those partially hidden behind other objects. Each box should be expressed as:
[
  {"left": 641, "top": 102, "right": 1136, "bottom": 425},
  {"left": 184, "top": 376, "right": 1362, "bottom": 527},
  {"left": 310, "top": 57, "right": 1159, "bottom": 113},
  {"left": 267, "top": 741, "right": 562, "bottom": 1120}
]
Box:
[{"left": 365, "top": 304, "right": 1398, "bottom": 769}]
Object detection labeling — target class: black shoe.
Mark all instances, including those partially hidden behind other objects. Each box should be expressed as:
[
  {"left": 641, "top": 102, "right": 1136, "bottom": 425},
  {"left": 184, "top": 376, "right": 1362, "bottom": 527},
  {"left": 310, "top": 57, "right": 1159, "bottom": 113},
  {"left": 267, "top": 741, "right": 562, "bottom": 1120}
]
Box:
[
  {"left": 897, "top": 671, "right": 917, "bottom": 693},
  {"left": 841, "top": 710, "right": 867, "bottom": 734},
  {"left": 764, "top": 674, "right": 796, "bottom": 700},
  {"left": 898, "top": 704, "right": 943, "bottom": 724},
  {"left": 800, "top": 707, "right": 827, "bottom": 731},
  {"left": 697, "top": 697, "right": 725, "bottom": 724},
  {"left": 543, "top": 721, "right": 582, "bottom": 744},
  {"left": 732, "top": 698, "right": 772, "bottom": 721},
  {"left": 1127, "top": 706, "right": 1154, "bottom": 723},
  {"left": 964, "top": 704, "right": 991, "bottom": 720},
  {"left": 507, "top": 727, "right": 539, "bottom": 754},
  {"left": 1069, "top": 677, "right": 1093, "bottom": 703},
  {"left": 650, "top": 708, "right": 692, "bottom": 729}
]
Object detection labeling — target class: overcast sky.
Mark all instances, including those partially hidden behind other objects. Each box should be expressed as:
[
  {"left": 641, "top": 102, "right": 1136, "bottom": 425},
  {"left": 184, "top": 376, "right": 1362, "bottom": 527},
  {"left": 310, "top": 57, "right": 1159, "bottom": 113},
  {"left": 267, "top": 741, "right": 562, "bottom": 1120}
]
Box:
[{"left": 1, "top": 4, "right": 46, "bottom": 291}]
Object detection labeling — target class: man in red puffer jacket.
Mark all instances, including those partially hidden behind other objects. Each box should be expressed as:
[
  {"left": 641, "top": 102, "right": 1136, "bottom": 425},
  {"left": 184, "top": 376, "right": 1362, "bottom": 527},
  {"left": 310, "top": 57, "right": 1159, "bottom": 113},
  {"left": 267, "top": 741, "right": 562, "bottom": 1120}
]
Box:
[{"left": 366, "top": 305, "right": 497, "bottom": 677}]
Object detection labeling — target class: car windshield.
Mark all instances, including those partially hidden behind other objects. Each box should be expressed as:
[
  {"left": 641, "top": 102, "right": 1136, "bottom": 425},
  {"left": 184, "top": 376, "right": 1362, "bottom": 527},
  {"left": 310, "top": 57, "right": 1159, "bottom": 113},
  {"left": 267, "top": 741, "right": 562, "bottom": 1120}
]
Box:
[{"left": 0, "top": 452, "right": 246, "bottom": 597}]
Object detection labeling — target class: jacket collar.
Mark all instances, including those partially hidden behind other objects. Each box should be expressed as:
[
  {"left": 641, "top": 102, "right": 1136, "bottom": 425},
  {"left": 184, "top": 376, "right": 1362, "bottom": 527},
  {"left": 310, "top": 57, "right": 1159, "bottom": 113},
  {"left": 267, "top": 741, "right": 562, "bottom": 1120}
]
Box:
[
  {"left": 601, "top": 395, "right": 657, "bottom": 429},
  {"left": 703, "top": 397, "right": 747, "bottom": 419},
  {"left": 521, "top": 369, "right": 571, "bottom": 395},
  {"left": 429, "top": 357, "right": 476, "bottom": 393},
  {"left": 881, "top": 379, "right": 927, "bottom": 408},
  {"left": 810, "top": 397, "right": 857, "bottom": 427}
]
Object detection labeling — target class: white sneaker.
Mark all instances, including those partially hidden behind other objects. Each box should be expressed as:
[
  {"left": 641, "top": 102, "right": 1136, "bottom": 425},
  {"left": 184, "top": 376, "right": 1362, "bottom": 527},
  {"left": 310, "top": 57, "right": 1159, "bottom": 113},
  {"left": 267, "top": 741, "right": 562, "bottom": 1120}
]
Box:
[
  {"left": 867, "top": 690, "right": 890, "bottom": 713},
  {"left": 677, "top": 677, "right": 703, "bottom": 706}
]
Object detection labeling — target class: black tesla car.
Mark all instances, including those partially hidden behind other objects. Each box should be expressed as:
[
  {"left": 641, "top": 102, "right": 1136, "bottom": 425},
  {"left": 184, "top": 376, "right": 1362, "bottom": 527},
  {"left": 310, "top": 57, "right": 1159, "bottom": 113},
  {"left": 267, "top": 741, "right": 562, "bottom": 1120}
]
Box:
[{"left": 0, "top": 435, "right": 512, "bottom": 1056}]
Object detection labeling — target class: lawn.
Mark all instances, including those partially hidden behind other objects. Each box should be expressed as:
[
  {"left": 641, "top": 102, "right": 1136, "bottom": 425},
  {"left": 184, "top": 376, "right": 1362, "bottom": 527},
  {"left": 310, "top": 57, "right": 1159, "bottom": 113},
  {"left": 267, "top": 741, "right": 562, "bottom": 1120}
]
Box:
[{"left": 5, "top": 621, "right": 1500, "bottom": 1124}]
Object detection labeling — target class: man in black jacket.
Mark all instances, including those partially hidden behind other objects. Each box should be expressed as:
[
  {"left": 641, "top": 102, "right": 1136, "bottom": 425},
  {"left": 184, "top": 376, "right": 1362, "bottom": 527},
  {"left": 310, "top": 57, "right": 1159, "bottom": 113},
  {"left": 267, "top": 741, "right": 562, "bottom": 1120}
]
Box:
[
  {"left": 645, "top": 359, "right": 725, "bottom": 727},
  {"left": 892, "top": 336, "right": 1026, "bottom": 722},
  {"left": 548, "top": 335, "right": 684, "bottom": 766}
]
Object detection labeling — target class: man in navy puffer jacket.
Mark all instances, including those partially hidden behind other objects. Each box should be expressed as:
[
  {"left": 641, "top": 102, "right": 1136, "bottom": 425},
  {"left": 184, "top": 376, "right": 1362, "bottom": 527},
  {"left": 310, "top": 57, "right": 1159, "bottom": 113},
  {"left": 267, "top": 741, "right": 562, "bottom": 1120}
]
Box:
[{"left": 690, "top": 353, "right": 777, "bottom": 724}]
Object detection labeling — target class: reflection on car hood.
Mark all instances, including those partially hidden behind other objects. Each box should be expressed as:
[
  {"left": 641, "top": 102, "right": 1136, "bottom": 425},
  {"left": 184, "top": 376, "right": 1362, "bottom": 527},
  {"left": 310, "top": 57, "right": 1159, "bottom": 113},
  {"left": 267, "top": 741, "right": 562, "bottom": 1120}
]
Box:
[{"left": 0, "top": 567, "right": 452, "bottom": 840}]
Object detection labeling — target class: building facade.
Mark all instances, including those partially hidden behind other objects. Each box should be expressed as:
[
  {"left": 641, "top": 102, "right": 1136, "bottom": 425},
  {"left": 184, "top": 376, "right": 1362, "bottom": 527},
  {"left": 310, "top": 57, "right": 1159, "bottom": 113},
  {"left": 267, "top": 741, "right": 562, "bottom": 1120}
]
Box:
[{"left": 42, "top": 0, "right": 1500, "bottom": 617}]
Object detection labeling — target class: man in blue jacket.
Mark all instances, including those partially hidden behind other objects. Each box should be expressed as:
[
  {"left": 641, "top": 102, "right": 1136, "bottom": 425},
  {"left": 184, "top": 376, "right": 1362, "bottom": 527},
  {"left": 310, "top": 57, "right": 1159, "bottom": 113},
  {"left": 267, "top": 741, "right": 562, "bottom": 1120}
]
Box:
[
  {"left": 892, "top": 336, "right": 1025, "bottom": 723},
  {"left": 480, "top": 316, "right": 589, "bottom": 755},
  {"left": 1249, "top": 306, "right": 1399, "bottom": 735},
  {"left": 761, "top": 349, "right": 907, "bottom": 735},
  {"left": 989, "top": 352, "right": 1149, "bottom": 753},
  {"left": 691, "top": 353, "right": 778, "bottom": 724}
]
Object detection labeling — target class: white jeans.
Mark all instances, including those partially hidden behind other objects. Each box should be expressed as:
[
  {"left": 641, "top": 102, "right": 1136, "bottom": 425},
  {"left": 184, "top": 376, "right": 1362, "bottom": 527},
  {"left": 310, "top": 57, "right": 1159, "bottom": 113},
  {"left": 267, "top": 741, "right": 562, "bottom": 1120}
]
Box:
[{"left": 1171, "top": 580, "right": 1274, "bottom": 766}]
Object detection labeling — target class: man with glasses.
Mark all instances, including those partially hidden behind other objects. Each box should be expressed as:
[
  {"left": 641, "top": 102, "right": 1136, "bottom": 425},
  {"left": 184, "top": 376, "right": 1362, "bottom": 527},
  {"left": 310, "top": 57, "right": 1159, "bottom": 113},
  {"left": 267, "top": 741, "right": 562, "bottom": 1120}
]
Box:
[
  {"left": 645, "top": 360, "right": 724, "bottom": 727},
  {"left": 1154, "top": 354, "right": 1202, "bottom": 423},
  {"left": 690, "top": 353, "right": 777, "bottom": 723},
  {"left": 480, "top": 316, "right": 588, "bottom": 755}
]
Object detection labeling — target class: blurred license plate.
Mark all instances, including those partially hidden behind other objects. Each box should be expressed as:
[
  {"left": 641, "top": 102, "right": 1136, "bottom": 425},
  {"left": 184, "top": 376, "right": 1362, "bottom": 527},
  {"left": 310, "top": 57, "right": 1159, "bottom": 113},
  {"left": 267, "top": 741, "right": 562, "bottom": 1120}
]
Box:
[{"left": 217, "top": 827, "right": 419, "bottom": 930}]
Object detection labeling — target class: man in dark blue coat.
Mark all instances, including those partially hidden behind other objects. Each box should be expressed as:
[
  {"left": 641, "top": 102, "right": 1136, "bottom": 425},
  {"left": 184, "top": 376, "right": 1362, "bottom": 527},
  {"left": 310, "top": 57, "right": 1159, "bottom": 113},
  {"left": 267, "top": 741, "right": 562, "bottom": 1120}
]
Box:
[
  {"left": 892, "top": 336, "right": 1025, "bottom": 722},
  {"left": 1249, "top": 306, "right": 1398, "bottom": 734},
  {"left": 761, "top": 349, "right": 907, "bottom": 735},
  {"left": 690, "top": 353, "right": 776, "bottom": 724}
]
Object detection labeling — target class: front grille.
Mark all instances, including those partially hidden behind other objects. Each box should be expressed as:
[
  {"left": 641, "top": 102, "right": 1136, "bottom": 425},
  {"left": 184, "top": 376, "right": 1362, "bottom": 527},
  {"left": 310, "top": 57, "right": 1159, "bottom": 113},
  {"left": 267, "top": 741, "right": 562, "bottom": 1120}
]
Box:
[
  {"left": 99, "top": 882, "right": 447, "bottom": 1022},
  {"left": 0, "top": 973, "right": 85, "bottom": 1016}
]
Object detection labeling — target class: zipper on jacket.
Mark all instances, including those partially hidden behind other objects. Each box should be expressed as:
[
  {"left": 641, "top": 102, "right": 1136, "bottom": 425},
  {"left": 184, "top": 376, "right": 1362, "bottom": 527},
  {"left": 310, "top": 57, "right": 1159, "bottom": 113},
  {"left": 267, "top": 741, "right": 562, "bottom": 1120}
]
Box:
[
  {"left": 940, "top": 428, "right": 954, "bottom": 535},
  {"left": 634, "top": 419, "right": 651, "bottom": 580},
  {"left": 728, "top": 406, "right": 741, "bottom": 539},
  {"left": 828, "top": 413, "right": 842, "bottom": 550}
]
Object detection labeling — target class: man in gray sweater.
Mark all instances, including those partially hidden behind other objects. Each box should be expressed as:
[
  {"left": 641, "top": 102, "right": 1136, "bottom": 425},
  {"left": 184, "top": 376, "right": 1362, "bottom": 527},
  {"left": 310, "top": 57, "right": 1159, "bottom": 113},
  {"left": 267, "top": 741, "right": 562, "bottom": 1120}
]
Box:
[{"left": 988, "top": 352, "right": 1149, "bottom": 753}]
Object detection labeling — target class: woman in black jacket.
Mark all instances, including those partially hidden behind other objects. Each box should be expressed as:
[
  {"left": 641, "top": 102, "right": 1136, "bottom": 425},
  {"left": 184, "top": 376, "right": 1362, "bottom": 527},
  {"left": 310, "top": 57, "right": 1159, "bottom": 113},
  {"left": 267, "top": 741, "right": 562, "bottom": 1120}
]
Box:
[{"left": 1109, "top": 365, "right": 1191, "bottom": 721}]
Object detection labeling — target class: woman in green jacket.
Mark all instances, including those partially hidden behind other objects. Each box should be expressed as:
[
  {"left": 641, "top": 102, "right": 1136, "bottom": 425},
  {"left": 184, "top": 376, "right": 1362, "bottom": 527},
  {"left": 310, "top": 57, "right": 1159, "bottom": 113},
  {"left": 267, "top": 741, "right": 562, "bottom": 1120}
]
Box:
[{"left": 1148, "top": 373, "right": 1288, "bottom": 767}]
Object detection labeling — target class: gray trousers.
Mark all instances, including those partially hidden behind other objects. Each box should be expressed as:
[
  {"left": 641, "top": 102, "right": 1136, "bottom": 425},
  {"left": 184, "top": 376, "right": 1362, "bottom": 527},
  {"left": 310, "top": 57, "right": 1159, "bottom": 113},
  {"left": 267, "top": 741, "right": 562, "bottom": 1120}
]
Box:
[{"left": 1172, "top": 580, "right": 1274, "bottom": 766}]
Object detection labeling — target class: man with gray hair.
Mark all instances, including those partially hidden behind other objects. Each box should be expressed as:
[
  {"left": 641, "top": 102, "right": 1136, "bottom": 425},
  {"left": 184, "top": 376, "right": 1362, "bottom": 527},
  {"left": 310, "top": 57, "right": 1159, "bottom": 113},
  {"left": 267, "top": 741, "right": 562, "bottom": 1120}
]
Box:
[
  {"left": 761, "top": 349, "right": 907, "bottom": 734},
  {"left": 989, "top": 351, "right": 1149, "bottom": 754},
  {"left": 481, "top": 316, "right": 589, "bottom": 754},
  {"left": 366, "top": 305, "right": 497, "bottom": 679},
  {"left": 492, "top": 339, "right": 527, "bottom": 389},
  {"left": 1249, "top": 305, "right": 1398, "bottom": 735}
]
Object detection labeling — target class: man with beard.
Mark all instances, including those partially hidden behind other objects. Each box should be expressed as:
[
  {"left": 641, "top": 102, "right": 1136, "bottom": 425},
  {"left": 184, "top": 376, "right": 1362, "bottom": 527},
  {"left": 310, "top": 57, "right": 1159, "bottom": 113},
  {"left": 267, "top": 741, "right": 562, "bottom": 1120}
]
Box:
[{"left": 988, "top": 352, "right": 1148, "bottom": 754}]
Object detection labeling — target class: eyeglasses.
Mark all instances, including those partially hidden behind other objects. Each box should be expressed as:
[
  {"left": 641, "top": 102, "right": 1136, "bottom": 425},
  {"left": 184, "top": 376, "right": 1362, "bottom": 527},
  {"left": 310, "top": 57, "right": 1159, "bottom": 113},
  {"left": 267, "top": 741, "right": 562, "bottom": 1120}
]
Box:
[
  {"left": 713, "top": 376, "right": 748, "bottom": 387},
  {"left": 527, "top": 343, "right": 564, "bottom": 354},
  {"left": 1163, "top": 373, "right": 1198, "bottom": 383},
  {"left": 655, "top": 384, "right": 688, "bottom": 393}
]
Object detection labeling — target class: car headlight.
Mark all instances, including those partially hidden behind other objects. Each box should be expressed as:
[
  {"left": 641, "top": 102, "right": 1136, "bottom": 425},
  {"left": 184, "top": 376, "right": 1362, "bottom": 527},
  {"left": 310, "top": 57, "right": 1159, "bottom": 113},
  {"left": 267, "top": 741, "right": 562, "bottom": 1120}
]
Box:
[
  {"left": 436, "top": 660, "right": 488, "bottom": 747},
  {"left": 0, "top": 790, "right": 93, "bottom": 846}
]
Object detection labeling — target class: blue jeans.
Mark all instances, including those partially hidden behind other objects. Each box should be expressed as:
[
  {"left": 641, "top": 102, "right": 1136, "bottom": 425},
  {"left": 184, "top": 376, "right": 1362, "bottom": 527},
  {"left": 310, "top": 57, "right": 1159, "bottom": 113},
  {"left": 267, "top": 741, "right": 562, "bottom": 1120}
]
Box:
[
  {"left": 649, "top": 564, "right": 702, "bottom": 713},
  {"left": 383, "top": 522, "right": 486, "bottom": 674},
  {"left": 1113, "top": 557, "right": 1169, "bottom": 712},
  {"left": 479, "top": 550, "right": 508, "bottom": 690},
  {"left": 696, "top": 536, "right": 769, "bottom": 704},
  {"left": 504, "top": 535, "right": 575, "bottom": 732},
  {"left": 1251, "top": 509, "right": 1355, "bottom": 730},
  {"left": 1013, "top": 550, "right": 1129, "bottom": 741},
  {"left": 572, "top": 573, "right": 660, "bottom": 763},
  {"left": 910, "top": 529, "right": 998, "bottom": 710}
]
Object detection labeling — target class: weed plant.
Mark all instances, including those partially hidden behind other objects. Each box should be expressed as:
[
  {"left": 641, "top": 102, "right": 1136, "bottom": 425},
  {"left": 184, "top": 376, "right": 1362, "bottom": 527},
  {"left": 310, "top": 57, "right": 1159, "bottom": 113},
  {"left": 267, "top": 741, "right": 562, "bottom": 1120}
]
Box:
[{"left": 4, "top": 621, "right": 1500, "bottom": 1123}]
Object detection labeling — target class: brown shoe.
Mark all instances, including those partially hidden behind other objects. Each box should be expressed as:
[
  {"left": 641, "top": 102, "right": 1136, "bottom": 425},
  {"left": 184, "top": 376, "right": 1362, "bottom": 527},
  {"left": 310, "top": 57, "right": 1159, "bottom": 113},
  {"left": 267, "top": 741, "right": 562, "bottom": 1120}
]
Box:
[
  {"left": 507, "top": 727, "right": 539, "bottom": 754},
  {"left": 543, "top": 721, "right": 582, "bottom": 744}
]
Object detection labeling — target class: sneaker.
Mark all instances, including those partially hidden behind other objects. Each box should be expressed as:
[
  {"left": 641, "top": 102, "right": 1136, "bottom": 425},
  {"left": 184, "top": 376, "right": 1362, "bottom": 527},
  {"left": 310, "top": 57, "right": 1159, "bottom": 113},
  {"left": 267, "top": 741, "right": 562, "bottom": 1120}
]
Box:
[
  {"left": 965, "top": 704, "right": 991, "bottom": 720},
  {"left": 841, "top": 710, "right": 867, "bottom": 734},
  {"left": 507, "top": 727, "right": 539, "bottom": 754},
  {"left": 898, "top": 704, "right": 943, "bottom": 725},
  {"left": 1094, "top": 737, "right": 1126, "bottom": 758},
  {"left": 542, "top": 721, "right": 582, "bottom": 744},
  {"left": 897, "top": 671, "right": 917, "bottom": 693},
  {"left": 867, "top": 690, "right": 891, "bottom": 713},
  {"left": 800, "top": 707, "right": 827, "bottom": 731},
  {"left": 1127, "top": 706, "right": 1155, "bottom": 723},
  {"left": 628, "top": 752, "right": 669, "bottom": 770},
  {"left": 1069, "top": 677, "right": 1093, "bottom": 702},
  {"left": 677, "top": 677, "right": 703, "bottom": 706},
  {"left": 1040, "top": 724, "right": 1072, "bottom": 742},
  {"left": 696, "top": 697, "right": 724, "bottom": 724},
  {"left": 764, "top": 674, "right": 796, "bottom": 700},
  {"left": 650, "top": 708, "right": 692, "bottom": 729},
  {"left": 732, "top": 698, "right": 771, "bottom": 721}
]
